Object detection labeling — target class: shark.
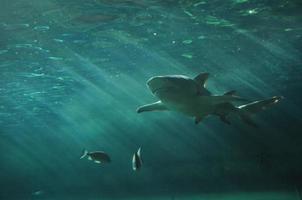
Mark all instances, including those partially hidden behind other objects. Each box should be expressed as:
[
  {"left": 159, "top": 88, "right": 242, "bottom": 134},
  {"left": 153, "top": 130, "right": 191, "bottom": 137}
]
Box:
[{"left": 137, "top": 73, "right": 282, "bottom": 127}]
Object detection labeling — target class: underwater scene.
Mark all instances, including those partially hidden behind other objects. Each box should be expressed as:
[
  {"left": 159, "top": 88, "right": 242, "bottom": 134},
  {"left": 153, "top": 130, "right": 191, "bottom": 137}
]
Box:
[{"left": 1, "top": 0, "right": 302, "bottom": 199}]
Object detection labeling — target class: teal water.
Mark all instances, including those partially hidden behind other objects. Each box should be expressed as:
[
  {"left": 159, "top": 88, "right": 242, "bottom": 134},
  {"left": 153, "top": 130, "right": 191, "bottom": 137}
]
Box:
[{"left": 1, "top": 0, "right": 302, "bottom": 199}]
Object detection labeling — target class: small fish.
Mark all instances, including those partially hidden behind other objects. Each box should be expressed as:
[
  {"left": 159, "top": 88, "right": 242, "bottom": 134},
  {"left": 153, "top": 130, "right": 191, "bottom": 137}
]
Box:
[
  {"left": 33, "top": 25, "right": 50, "bottom": 31},
  {"left": 2, "top": 23, "right": 30, "bottom": 31},
  {"left": 32, "top": 190, "right": 44, "bottom": 196},
  {"left": 80, "top": 149, "right": 111, "bottom": 164},
  {"left": 53, "top": 39, "right": 64, "bottom": 43},
  {"left": 132, "top": 147, "right": 143, "bottom": 171},
  {"left": 48, "top": 56, "right": 63, "bottom": 61}
]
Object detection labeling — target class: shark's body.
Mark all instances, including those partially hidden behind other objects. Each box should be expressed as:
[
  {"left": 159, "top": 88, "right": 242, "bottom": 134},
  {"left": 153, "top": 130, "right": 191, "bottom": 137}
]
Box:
[{"left": 137, "top": 73, "right": 282, "bottom": 126}]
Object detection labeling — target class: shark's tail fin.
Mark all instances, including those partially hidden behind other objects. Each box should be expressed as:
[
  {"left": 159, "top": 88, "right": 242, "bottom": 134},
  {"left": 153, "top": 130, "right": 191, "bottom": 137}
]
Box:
[
  {"left": 238, "top": 96, "right": 283, "bottom": 113},
  {"left": 237, "top": 96, "right": 283, "bottom": 127}
]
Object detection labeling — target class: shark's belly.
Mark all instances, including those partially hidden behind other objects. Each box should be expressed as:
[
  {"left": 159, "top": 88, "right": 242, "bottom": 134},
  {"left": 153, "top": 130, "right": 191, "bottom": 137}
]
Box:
[{"left": 160, "top": 94, "right": 214, "bottom": 117}]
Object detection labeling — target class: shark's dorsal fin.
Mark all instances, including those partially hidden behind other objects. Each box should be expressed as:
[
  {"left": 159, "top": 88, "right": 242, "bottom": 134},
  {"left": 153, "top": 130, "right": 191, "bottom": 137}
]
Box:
[{"left": 194, "top": 73, "right": 210, "bottom": 87}]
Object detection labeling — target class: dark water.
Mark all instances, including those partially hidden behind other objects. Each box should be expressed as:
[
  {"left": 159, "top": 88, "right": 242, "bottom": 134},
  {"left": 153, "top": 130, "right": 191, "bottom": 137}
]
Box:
[{"left": 1, "top": 0, "right": 302, "bottom": 199}]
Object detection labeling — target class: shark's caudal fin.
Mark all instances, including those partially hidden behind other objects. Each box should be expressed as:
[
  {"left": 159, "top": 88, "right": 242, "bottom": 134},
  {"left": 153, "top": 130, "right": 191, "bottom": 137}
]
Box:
[
  {"left": 194, "top": 73, "right": 210, "bottom": 87},
  {"left": 213, "top": 96, "right": 282, "bottom": 127},
  {"left": 137, "top": 101, "right": 168, "bottom": 113},
  {"left": 237, "top": 96, "right": 283, "bottom": 127},
  {"left": 238, "top": 96, "right": 283, "bottom": 114}
]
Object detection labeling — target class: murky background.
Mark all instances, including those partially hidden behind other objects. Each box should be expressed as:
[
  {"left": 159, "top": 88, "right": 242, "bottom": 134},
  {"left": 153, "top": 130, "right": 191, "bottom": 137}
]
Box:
[{"left": 0, "top": 0, "right": 302, "bottom": 199}]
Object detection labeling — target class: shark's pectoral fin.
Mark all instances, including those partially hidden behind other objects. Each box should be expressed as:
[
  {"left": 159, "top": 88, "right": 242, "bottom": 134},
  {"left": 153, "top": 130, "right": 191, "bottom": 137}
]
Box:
[
  {"left": 194, "top": 73, "right": 210, "bottom": 87},
  {"left": 137, "top": 101, "right": 168, "bottom": 113},
  {"left": 220, "top": 115, "right": 231, "bottom": 125}
]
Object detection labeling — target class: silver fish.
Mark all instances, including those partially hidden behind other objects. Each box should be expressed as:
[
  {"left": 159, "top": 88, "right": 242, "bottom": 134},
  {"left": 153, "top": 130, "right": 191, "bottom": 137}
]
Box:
[
  {"left": 80, "top": 149, "right": 111, "bottom": 164},
  {"left": 132, "top": 147, "right": 142, "bottom": 171}
]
